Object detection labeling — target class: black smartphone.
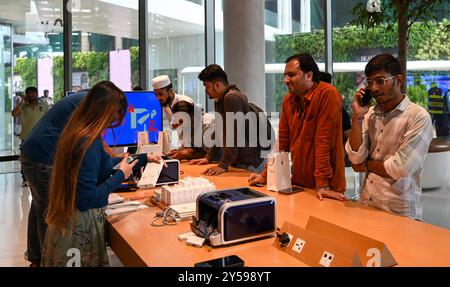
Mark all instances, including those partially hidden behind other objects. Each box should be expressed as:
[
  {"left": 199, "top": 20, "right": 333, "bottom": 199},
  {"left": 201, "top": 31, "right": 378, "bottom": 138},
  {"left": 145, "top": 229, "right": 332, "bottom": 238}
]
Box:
[
  {"left": 126, "top": 154, "right": 139, "bottom": 164},
  {"left": 360, "top": 89, "right": 372, "bottom": 106},
  {"left": 194, "top": 255, "right": 245, "bottom": 267},
  {"left": 278, "top": 186, "right": 304, "bottom": 195}
]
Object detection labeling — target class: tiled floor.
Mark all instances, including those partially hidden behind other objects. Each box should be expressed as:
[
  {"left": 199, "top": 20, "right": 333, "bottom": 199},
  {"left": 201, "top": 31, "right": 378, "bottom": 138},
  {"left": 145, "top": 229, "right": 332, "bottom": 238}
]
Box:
[
  {"left": 1, "top": 168, "right": 449, "bottom": 267},
  {"left": 422, "top": 186, "right": 450, "bottom": 229},
  {"left": 0, "top": 172, "right": 30, "bottom": 267},
  {"left": 0, "top": 171, "right": 123, "bottom": 267}
]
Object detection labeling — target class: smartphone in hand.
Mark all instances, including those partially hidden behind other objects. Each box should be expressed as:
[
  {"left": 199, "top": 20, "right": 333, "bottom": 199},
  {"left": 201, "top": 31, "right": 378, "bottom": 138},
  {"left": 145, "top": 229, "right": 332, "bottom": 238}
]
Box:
[
  {"left": 360, "top": 89, "right": 372, "bottom": 106},
  {"left": 126, "top": 154, "right": 139, "bottom": 164}
]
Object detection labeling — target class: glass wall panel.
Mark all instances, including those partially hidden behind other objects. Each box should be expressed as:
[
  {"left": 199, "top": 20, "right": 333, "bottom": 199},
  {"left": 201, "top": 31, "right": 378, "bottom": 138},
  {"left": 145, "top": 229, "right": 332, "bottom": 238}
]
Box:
[
  {"left": 0, "top": 0, "right": 64, "bottom": 155},
  {"left": 0, "top": 24, "right": 12, "bottom": 153},
  {"left": 330, "top": 0, "right": 450, "bottom": 229},
  {"left": 148, "top": 0, "right": 206, "bottom": 110},
  {"left": 265, "top": 0, "right": 279, "bottom": 28},
  {"left": 331, "top": 0, "right": 450, "bottom": 132},
  {"left": 72, "top": 0, "right": 139, "bottom": 91},
  {"left": 215, "top": 0, "right": 224, "bottom": 67},
  {"left": 265, "top": 0, "right": 325, "bottom": 115}
]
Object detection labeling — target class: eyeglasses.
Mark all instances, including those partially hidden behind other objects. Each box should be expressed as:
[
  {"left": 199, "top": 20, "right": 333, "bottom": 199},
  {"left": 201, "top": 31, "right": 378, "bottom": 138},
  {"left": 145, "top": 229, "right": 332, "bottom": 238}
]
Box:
[{"left": 364, "top": 76, "right": 397, "bottom": 87}]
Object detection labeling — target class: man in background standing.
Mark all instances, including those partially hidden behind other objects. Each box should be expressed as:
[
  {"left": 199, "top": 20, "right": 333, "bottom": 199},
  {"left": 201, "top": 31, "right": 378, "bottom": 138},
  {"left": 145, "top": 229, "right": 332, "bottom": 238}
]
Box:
[
  {"left": 13, "top": 91, "right": 24, "bottom": 138},
  {"left": 41, "top": 89, "right": 54, "bottom": 108},
  {"left": 427, "top": 82, "right": 448, "bottom": 137},
  {"left": 12, "top": 86, "right": 49, "bottom": 186}
]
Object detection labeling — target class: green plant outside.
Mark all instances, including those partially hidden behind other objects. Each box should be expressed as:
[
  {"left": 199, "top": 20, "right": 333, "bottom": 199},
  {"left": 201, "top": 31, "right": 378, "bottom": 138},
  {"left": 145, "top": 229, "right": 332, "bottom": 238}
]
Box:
[
  {"left": 11, "top": 20, "right": 449, "bottom": 110},
  {"left": 14, "top": 58, "right": 37, "bottom": 89},
  {"left": 14, "top": 46, "right": 140, "bottom": 103},
  {"left": 274, "top": 20, "right": 450, "bottom": 112}
]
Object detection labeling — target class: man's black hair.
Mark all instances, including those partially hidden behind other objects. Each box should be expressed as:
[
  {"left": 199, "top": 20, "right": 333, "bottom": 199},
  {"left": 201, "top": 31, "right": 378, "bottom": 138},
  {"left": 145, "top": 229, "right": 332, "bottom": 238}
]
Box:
[
  {"left": 25, "top": 86, "right": 38, "bottom": 94},
  {"left": 198, "top": 64, "right": 229, "bottom": 86},
  {"left": 365, "top": 53, "right": 401, "bottom": 77},
  {"left": 285, "top": 53, "right": 320, "bottom": 83},
  {"left": 164, "top": 83, "right": 173, "bottom": 92},
  {"left": 319, "top": 72, "right": 332, "bottom": 84},
  {"left": 172, "top": 100, "right": 195, "bottom": 116}
]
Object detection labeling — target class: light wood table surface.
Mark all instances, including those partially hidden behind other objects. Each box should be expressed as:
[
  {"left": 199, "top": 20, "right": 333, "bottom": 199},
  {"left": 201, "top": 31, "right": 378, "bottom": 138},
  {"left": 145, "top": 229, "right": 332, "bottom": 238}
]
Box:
[{"left": 107, "top": 163, "right": 450, "bottom": 267}]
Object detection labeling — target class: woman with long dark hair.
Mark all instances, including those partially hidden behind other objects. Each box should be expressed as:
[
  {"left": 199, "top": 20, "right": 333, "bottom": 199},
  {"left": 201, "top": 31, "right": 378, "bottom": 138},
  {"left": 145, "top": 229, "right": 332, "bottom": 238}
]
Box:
[{"left": 42, "top": 81, "right": 160, "bottom": 267}]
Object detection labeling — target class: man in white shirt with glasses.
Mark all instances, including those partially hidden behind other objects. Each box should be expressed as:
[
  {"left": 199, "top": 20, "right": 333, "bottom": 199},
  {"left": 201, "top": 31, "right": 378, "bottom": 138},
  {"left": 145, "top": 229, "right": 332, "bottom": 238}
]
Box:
[{"left": 346, "top": 53, "right": 433, "bottom": 220}]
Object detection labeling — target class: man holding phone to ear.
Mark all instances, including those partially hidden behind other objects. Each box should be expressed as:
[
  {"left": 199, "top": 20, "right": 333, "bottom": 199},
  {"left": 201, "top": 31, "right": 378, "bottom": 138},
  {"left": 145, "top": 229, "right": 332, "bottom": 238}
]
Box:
[
  {"left": 346, "top": 53, "right": 433, "bottom": 220},
  {"left": 12, "top": 86, "right": 48, "bottom": 187}
]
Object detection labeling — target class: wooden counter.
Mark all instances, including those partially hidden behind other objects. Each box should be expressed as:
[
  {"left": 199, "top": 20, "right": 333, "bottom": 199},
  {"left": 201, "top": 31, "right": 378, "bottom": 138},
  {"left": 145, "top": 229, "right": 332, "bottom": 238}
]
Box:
[{"left": 107, "top": 164, "right": 450, "bottom": 267}]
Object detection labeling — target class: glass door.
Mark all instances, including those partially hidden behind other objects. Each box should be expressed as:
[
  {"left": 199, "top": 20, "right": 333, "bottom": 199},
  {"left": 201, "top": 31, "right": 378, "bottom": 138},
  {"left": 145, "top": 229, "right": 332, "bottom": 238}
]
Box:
[{"left": 0, "top": 23, "right": 13, "bottom": 154}]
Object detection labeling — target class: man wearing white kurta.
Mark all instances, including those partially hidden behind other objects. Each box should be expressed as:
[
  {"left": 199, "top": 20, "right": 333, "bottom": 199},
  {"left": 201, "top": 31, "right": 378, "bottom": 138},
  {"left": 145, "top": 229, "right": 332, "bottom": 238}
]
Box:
[
  {"left": 151, "top": 75, "right": 195, "bottom": 147},
  {"left": 151, "top": 75, "right": 194, "bottom": 128}
]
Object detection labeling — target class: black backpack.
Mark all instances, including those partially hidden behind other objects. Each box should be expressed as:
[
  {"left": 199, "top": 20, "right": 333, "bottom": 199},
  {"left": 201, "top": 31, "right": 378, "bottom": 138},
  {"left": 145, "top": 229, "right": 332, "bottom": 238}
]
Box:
[{"left": 229, "top": 92, "right": 275, "bottom": 151}]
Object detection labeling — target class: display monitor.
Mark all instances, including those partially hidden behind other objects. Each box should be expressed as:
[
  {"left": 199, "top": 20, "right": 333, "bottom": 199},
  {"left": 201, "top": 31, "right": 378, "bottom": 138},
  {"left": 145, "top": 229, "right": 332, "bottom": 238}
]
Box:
[{"left": 103, "top": 91, "right": 162, "bottom": 146}]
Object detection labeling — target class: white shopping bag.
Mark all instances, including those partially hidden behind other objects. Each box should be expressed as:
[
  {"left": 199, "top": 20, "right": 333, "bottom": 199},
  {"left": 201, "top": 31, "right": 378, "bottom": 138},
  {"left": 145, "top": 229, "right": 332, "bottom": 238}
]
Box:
[{"left": 267, "top": 151, "right": 291, "bottom": 192}]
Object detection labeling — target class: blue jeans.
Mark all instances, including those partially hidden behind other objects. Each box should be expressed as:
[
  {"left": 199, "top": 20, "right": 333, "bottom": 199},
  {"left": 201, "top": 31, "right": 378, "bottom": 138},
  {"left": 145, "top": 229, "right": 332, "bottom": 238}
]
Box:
[{"left": 21, "top": 156, "right": 52, "bottom": 264}]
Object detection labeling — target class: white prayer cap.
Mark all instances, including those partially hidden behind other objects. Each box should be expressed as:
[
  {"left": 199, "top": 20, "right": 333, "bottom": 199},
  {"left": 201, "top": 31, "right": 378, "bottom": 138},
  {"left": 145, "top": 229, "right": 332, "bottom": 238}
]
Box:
[{"left": 151, "top": 75, "right": 171, "bottom": 89}]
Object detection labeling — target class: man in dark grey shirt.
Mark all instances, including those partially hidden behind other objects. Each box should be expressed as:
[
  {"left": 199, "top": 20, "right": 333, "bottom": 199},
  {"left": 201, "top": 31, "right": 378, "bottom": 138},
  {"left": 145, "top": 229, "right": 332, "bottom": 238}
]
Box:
[{"left": 189, "top": 64, "right": 266, "bottom": 176}]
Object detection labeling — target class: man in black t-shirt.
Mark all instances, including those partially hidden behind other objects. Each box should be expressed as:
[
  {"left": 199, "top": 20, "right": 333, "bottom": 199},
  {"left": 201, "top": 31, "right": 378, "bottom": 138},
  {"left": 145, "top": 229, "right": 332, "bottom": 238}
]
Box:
[{"left": 320, "top": 72, "right": 352, "bottom": 166}]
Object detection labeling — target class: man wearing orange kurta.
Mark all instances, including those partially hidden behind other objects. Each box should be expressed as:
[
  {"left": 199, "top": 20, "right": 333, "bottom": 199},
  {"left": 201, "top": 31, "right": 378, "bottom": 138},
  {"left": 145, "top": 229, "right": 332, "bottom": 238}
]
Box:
[{"left": 249, "top": 53, "right": 347, "bottom": 201}]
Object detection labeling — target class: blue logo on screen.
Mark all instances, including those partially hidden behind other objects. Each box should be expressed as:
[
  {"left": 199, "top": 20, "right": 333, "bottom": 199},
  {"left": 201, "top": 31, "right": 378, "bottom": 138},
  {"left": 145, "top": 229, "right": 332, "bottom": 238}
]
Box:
[{"left": 103, "top": 91, "right": 162, "bottom": 146}]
